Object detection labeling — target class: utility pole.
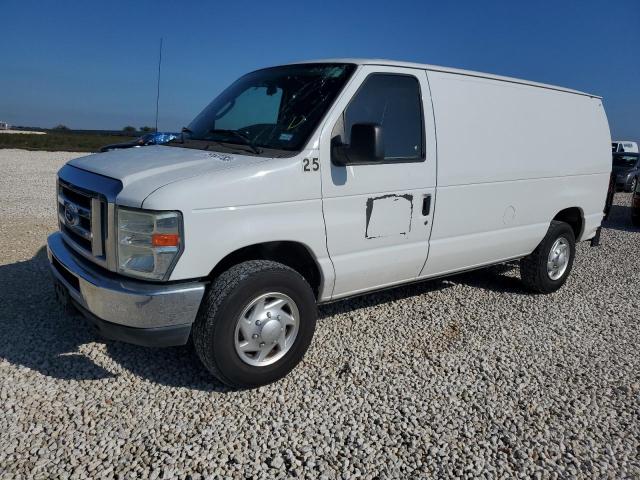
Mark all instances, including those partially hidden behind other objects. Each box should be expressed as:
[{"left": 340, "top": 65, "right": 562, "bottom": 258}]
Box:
[{"left": 155, "top": 37, "right": 163, "bottom": 132}]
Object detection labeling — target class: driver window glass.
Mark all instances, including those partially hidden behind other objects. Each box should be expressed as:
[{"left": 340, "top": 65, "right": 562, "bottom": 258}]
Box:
[
  {"left": 341, "top": 74, "right": 423, "bottom": 161},
  {"left": 214, "top": 86, "right": 283, "bottom": 131}
]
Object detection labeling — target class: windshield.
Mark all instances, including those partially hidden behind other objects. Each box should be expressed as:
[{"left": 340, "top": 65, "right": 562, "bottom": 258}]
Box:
[
  {"left": 177, "top": 63, "right": 356, "bottom": 154},
  {"left": 613, "top": 155, "right": 638, "bottom": 167}
]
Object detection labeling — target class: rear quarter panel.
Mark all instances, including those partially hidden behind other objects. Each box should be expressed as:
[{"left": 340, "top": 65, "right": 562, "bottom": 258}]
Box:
[{"left": 421, "top": 71, "right": 611, "bottom": 278}]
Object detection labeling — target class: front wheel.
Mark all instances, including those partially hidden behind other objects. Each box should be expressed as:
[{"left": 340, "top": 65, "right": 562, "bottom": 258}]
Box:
[
  {"left": 520, "top": 220, "right": 576, "bottom": 294},
  {"left": 630, "top": 177, "right": 638, "bottom": 194},
  {"left": 192, "top": 260, "right": 317, "bottom": 388}
]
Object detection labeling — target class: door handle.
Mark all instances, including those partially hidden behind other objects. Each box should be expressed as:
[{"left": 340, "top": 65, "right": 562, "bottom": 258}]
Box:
[{"left": 422, "top": 195, "right": 431, "bottom": 216}]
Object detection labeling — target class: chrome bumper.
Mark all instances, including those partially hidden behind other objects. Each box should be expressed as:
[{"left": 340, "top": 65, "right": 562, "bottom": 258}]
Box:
[{"left": 47, "top": 232, "right": 206, "bottom": 345}]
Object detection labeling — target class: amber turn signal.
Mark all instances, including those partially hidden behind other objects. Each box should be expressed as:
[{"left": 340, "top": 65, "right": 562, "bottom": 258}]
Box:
[{"left": 151, "top": 233, "right": 180, "bottom": 247}]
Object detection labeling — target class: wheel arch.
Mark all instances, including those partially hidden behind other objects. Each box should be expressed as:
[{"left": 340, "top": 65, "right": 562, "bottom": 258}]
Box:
[
  {"left": 207, "top": 241, "right": 324, "bottom": 299},
  {"left": 552, "top": 206, "right": 584, "bottom": 240}
]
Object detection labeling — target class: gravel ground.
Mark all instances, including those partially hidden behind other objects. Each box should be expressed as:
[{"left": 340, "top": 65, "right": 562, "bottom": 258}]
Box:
[{"left": 0, "top": 148, "right": 638, "bottom": 479}]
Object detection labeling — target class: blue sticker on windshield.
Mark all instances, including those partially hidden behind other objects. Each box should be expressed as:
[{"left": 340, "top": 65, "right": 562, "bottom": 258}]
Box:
[{"left": 279, "top": 133, "right": 293, "bottom": 141}]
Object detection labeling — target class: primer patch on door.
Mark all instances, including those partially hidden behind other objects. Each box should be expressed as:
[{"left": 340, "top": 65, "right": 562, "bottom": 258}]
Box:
[{"left": 365, "top": 194, "right": 413, "bottom": 239}]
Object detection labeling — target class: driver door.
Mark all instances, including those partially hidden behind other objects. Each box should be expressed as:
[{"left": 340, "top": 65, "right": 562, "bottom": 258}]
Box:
[{"left": 318, "top": 66, "right": 437, "bottom": 298}]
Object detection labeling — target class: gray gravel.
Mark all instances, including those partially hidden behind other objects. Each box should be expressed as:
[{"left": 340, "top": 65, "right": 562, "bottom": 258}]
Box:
[{"left": 0, "top": 148, "right": 639, "bottom": 479}]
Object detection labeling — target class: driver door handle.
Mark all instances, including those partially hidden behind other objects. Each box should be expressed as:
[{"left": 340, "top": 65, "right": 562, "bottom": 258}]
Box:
[{"left": 422, "top": 195, "right": 432, "bottom": 216}]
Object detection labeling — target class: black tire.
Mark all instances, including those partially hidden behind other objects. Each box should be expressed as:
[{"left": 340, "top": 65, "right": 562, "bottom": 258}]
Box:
[
  {"left": 630, "top": 177, "right": 638, "bottom": 194},
  {"left": 520, "top": 220, "right": 576, "bottom": 294},
  {"left": 192, "top": 260, "right": 317, "bottom": 388}
]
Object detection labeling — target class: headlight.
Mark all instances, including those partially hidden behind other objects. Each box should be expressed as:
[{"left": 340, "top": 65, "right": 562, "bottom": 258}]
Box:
[{"left": 116, "top": 207, "right": 183, "bottom": 280}]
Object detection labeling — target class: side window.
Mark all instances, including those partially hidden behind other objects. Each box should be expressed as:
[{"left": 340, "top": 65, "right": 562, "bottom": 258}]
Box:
[{"left": 336, "top": 74, "right": 424, "bottom": 161}]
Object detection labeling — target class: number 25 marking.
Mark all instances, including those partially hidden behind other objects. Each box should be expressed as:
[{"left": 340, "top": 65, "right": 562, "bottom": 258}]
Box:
[{"left": 303, "top": 158, "right": 319, "bottom": 172}]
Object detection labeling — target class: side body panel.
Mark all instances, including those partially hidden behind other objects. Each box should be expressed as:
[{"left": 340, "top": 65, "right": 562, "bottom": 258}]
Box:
[
  {"left": 318, "top": 66, "right": 438, "bottom": 298},
  {"left": 420, "top": 70, "right": 611, "bottom": 278}
]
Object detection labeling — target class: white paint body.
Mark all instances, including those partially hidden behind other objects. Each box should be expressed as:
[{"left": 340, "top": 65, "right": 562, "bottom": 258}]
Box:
[{"left": 69, "top": 59, "right": 612, "bottom": 302}]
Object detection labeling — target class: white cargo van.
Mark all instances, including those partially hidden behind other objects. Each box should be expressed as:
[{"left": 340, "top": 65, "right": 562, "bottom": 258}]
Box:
[{"left": 48, "top": 59, "right": 611, "bottom": 387}]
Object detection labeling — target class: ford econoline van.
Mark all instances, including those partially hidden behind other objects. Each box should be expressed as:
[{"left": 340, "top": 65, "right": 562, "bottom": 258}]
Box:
[{"left": 48, "top": 59, "right": 611, "bottom": 387}]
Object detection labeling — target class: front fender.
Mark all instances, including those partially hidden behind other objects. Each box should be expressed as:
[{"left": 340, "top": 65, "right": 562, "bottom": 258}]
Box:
[{"left": 142, "top": 153, "right": 335, "bottom": 300}]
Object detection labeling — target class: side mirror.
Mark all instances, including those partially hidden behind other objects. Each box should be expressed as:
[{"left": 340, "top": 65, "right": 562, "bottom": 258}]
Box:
[{"left": 332, "top": 123, "right": 384, "bottom": 165}]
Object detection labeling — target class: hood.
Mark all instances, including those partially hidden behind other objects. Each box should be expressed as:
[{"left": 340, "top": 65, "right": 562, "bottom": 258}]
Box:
[{"left": 68, "top": 145, "right": 269, "bottom": 207}]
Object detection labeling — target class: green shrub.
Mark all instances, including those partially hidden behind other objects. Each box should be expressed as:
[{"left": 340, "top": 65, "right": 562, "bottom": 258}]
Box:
[{"left": 0, "top": 131, "right": 138, "bottom": 153}]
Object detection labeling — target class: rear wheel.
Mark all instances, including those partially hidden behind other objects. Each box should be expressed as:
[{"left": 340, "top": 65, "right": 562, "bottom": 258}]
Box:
[
  {"left": 192, "top": 260, "right": 317, "bottom": 388},
  {"left": 520, "top": 221, "right": 576, "bottom": 294}
]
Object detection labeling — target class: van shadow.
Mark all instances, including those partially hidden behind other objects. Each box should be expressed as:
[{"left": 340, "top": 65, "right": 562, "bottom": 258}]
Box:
[
  {"left": 318, "top": 278, "right": 453, "bottom": 319},
  {"left": 1, "top": 248, "right": 526, "bottom": 390},
  {"left": 602, "top": 203, "right": 639, "bottom": 233},
  {"left": 0, "top": 248, "right": 114, "bottom": 381},
  {"left": 447, "top": 262, "right": 528, "bottom": 294},
  {"left": 0, "top": 247, "right": 229, "bottom": 392},
  {"left": 318, "top": 261, "right": 527, "bottom": 320}
]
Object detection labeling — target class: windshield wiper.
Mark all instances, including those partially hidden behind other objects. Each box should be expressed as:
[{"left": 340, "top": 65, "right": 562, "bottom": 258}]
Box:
[{"left": 207, "top": 129, "right": 262, "bottom": 154}]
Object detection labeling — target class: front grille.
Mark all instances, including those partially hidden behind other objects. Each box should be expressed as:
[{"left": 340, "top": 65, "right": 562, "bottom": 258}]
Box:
[
  {"left": 61, "top": 224, "right": 92, "bottom": 251},
  {"left": 57, "top": 180, "right": 106, "bottom": 259}
]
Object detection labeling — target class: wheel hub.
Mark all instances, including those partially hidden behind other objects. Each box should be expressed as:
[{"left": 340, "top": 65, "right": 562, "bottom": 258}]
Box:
[
  {"left": 547, "top": 237, "right": 570, "bottom": 281},
  {"left": 259, "top": 318, "right": 283, "bottom": 344},
  {"left": 234, "top": 292, "right": 300, "bottom": 367}
]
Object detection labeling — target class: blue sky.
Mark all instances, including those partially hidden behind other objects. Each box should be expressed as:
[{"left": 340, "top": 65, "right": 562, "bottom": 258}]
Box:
[{"left": 1, "top": 0, "right": 638, "bottom": 140}]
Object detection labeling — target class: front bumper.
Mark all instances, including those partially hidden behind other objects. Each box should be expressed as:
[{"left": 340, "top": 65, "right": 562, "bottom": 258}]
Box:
[{"left": 47, "top": 232, "right": 206, "bottom": 347}]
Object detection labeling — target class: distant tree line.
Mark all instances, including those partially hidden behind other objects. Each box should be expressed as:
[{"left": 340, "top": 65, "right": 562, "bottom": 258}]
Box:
[
  {"left": 51, "top": 124, "right": 156, "bottom": 134},
  {"left": 122, "top": 126, "right": 156, "bottom": 133}
]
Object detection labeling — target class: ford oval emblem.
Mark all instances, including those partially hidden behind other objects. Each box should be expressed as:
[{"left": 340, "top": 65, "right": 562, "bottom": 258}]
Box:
[{"left": 64, "top": 203, "right": 80, "bottom": 227}]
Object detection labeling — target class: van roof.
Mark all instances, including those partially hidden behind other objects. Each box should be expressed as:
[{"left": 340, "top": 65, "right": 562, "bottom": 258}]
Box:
[{"left": 289, "top": 58, "right": 600, "bottom": 99}]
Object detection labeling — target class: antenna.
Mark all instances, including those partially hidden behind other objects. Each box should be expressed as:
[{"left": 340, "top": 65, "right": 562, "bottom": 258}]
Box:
[{"left": 155, "top": 37, "right": 163, "bottom": 132}]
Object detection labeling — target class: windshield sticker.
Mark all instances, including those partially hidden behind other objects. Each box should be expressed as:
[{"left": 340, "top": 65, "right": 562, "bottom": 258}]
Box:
[
  {"left": 279, "top": 133, "right": 294, "bottom": 141},
  {"left": 207, "top": 152, "right": 233, "bottom": 162}
]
